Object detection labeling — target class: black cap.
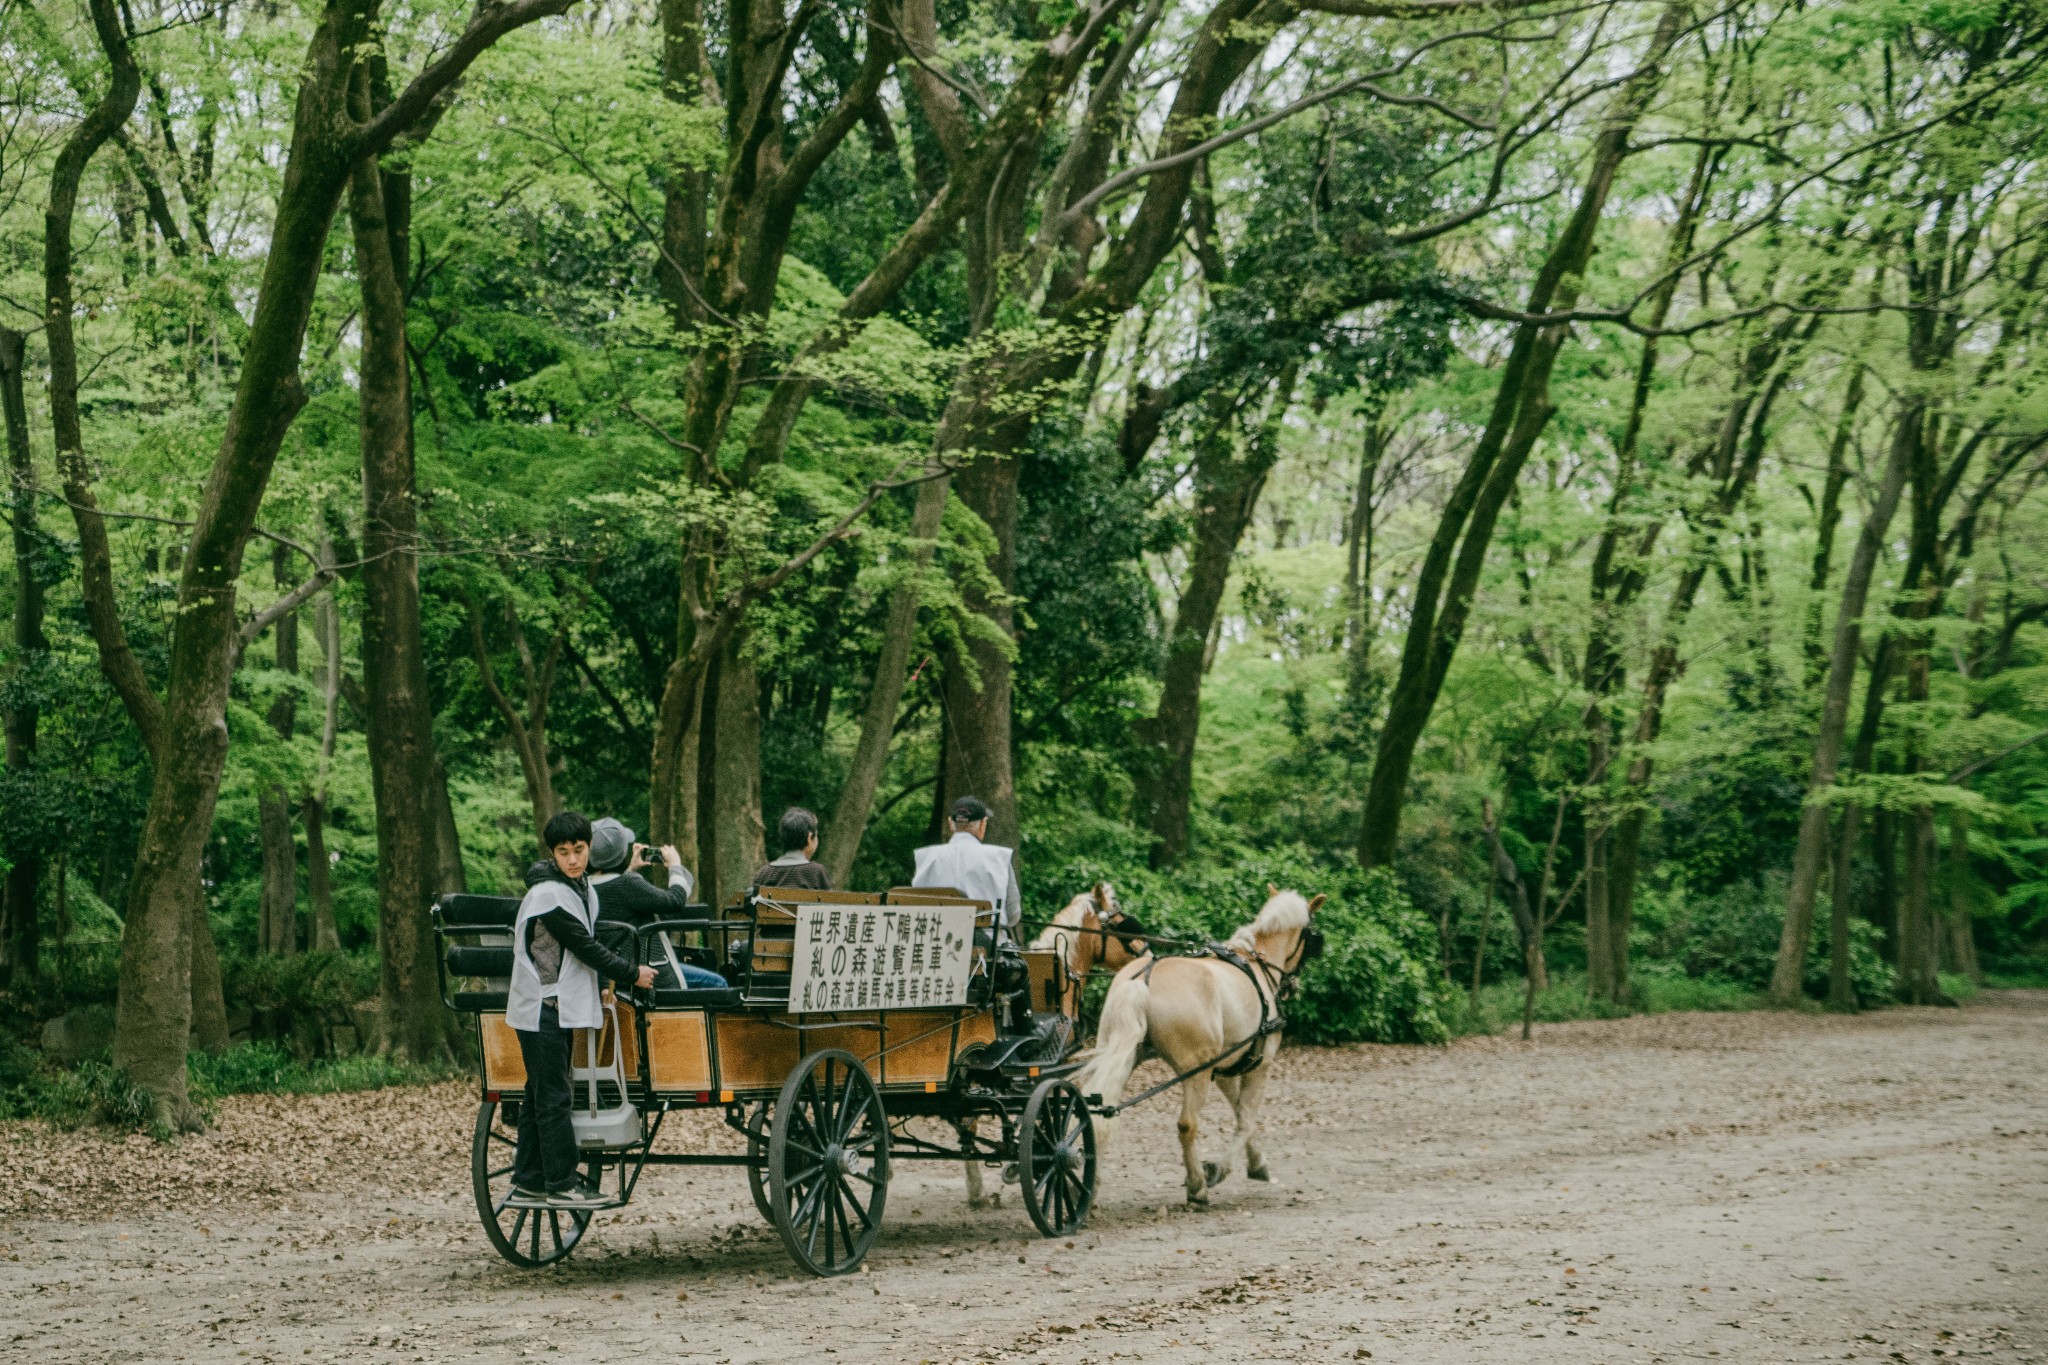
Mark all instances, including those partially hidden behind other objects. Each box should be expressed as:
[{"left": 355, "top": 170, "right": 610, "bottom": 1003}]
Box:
[{"left": 949, "top": 796, "right": 991, "bottom": 824}]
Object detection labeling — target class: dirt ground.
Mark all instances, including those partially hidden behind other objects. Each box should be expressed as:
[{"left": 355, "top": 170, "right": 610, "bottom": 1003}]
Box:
[{"left": 2, "top": 994, "right": 2042, "bottom": 1364}]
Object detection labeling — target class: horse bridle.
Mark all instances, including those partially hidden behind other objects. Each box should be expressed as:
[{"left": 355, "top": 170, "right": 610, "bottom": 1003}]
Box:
[
  {"left": 1100, "top": 907, "right": 1149, "bottom": 955},
  {"left": 1244, "top": 921, "right": 1323, "bottom": 1004}
]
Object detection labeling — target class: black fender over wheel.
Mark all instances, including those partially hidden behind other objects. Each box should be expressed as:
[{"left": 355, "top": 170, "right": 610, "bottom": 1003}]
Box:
[{"left": 766, "top": 1049, "right": 890, "bottom": 1276}]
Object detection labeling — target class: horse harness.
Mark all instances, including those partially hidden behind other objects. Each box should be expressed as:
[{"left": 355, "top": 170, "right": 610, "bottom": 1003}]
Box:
[{"left": 1132, "top": 924, "right": 1323, "bottom": 1079}]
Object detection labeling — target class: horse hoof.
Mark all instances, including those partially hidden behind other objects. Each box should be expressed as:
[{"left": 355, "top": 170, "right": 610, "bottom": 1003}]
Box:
[
  {"left": 1247, "top": 1165, "right": 1271, "bottom": 1183},
  {"left": 1202, "top": 1160, "right": 1228, "bottom": 1189},
  {"left": 1185, "top": 1190, "right": 1209, "bottom": 1207}
]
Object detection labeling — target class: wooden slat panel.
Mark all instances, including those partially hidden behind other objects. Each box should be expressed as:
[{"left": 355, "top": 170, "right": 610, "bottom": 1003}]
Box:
[
  {"left": 481, "top": 1013, "right": 526, "bottom": 1090},
  {"left": 714, "top": 1015, "right": 802, "bottom": 1092},
  {"left": 881, "top": 1011, "right": 958, "bottom": 1086},
  {"left": 803, "top": 1020, "right": 883, "bottom": 1069},
  {"left": 646, "top": 1012, "right": 713, "bottom": 1093}
]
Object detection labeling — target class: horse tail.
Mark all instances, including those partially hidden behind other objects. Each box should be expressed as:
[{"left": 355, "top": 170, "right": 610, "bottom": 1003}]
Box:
[{"left": 1077, "top": 962, "right": 1151, "bottom": 1152}]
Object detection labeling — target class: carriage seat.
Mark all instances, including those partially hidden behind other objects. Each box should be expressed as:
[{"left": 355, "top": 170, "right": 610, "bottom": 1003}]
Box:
[{"left": 441, "top": 912, "right": 642, "bottom": 1015}]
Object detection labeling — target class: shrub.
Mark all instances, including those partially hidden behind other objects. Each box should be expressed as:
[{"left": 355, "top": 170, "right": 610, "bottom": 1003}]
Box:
[
  {"left": 187, "top": 1041, "right": 458, "bottom": 1099},
  {"left": 1668, "top": 878, "right": 1894, "bottom": 1006},
  {"left": 219, "top": 950, "right": 380, "bottom": 1058}
]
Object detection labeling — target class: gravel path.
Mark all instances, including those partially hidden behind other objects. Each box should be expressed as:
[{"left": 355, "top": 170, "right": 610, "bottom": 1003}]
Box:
[{"left": 3, "top": 993, "right": 2042, "bottom": 1363}]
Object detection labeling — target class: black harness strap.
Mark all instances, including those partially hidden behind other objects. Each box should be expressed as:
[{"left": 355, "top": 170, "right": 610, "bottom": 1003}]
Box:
[{"left": 1201, "top": 942, "right": 1282, "bottom": 1078}]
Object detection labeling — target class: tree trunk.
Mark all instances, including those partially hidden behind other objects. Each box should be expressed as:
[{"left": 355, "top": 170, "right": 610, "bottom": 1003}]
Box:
[
  {"left": 1, "top": 328, "right": 44, "bottom": 986},
  {"left": 824, "top": 475, "right": 950, "bottom": 884},
  {"left": 1898, "top": 801, "right": 1945, "bottom": 1003},
  {"left": 258, "top": 791, "right": 298, "bottom": 955},
  {"left": 940, "top": 457, "right": 1020, "bottom": 846},
  {"left": 430, "top": 752, "right": 468, "bottom": 895},
  {"left": 187, "top": 890, "right": 230, "bottom": 1053},
  {"left": 704, "top": 634, "right": 766, "bottom": 908},
  {"left": 305, "top": 799, "right": 339, "bottom": 952},
  {"left": 1946, "top": 809, "right": 1980, "bottom": 983},
  {"left": 259, "top": 545, "right": 300, "bottom": 955},
  {"left": 1770, "top": 404, "right": 1915, "bottom": 1005},
  {"left": 307, "top": 585, "right": 342, "bottom": 951},
  {"left": 1827, "top": 806, "right": 1858, "bottom": 1010},
  {"left": 352, "top": 134, "right": 453, "bottom": 1063},
  {"left": 1144, "top": 369, "right": 1295, "bottom": 867}
]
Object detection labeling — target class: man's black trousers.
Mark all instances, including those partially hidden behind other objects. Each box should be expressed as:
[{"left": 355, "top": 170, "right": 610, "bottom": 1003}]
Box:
[{"left": 512, "top": 1001, "right": 582, "bottom": 1193}]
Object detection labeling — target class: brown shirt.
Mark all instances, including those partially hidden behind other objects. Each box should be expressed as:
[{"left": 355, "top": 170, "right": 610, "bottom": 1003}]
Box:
[{"left": 752, "top": 854, "right": 832, "bottom": 892}]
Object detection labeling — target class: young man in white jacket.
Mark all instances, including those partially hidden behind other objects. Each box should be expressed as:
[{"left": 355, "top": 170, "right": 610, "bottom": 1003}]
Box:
[{"left": 507, "top": 811, "right": 656, "bottom": 1207}]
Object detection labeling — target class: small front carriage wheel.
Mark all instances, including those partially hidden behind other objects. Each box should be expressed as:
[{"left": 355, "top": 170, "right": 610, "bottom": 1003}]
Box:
[
  {"left": 1018, "top": 1077, "right": 1096, "bottom": 1237},
  {"left": 767, "top": 1049, "right": 890, "bottom": 1276},
  {"left": 471, "top": 1098, "right": 597, "bottom": 1267}
]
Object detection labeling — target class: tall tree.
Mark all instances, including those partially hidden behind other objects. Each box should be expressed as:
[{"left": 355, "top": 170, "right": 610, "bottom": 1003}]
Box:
[
  {"left": 48, "top": 0, "right": 572, "bottom": 1121},
  {"left": 0, "top": 328, "right": 45, "bottom": 984},
  {"left": 1359, "top": 1, "right": 1691, "bottom": 869}
]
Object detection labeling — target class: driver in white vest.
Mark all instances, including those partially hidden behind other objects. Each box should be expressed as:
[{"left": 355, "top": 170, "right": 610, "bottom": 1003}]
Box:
[{"left": 913, "top": 796, "right": 1023, "bottom": 941}]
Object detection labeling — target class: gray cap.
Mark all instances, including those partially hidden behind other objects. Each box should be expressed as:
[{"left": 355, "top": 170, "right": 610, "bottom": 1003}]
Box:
[{"left": 589, "top": 818, "right": 635, "bottom": 873}]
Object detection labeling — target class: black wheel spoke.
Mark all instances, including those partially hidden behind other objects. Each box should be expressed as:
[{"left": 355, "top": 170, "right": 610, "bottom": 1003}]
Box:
[
  {"left": 840, "top": 1183, "right": 874, "bottom": 1233},
  {"left": 770, "top": 1049, "right": 888, "bottom": 1276},
  {"left": 549, "top": 1211, "right": 565, "bottom": 1255}
]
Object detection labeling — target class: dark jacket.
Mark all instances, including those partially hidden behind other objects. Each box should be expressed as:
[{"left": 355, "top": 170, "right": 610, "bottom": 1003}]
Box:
[
  {"left": 519, "top": 860, "right": 639, "bottom": 985},
  {"left": 593, "top": 868, "right": 704, "bottom": 927},
  {"left": 752, "top": 855, "right": 832, "bottom": 892}
]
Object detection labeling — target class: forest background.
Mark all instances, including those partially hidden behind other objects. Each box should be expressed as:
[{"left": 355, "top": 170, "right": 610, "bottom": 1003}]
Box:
[{"left": 1, "top": 0, "right": 2045, "bottom": 1130}]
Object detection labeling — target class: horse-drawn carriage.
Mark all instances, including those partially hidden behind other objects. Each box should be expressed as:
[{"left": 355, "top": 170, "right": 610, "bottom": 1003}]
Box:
[{"left": 434, "top": 885, "right": 1136, "bottom": 1276}]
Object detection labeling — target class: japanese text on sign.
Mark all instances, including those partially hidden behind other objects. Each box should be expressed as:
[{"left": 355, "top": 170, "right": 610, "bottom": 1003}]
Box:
[{"left": 790, "top": 903, "right": 977, "bottom": 1012}]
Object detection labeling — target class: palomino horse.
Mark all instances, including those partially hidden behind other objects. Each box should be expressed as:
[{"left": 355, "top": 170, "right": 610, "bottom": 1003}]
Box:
[
  {"left": 960, "top": 882, "right": 1148, "bottom": 1208},
  {"left": 1077, "top": 886, "right": 1322, "bottom": 1204}
]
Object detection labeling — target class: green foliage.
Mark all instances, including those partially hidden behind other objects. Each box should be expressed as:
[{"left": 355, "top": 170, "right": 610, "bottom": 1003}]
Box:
[
  {"left": 0, "top": 1049, "right": 160, "bottom": 1133},
  {"left": 1637, "top": 880, "right": 1896, "bottom": 1007},
  {"left": 186, "top": 1042, "right": 460, "bottom": 1101},
  {"left": 1448, "top": 971, "right": 1768, "bottom": 1038},
  {"left": 219, "top": 951, "right": 381, "bottom": 1058}
]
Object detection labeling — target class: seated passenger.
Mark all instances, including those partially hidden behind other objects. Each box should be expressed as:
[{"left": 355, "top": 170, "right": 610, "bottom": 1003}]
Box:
[
  {"left": 588, "top": 817, "right": 724, "bottom": 989},
  {"left": 913, "top": 796, "right": 1021, "bottom": 942},
  {"left": 751, "top": 807, "right": 833, "bottom": 892}
]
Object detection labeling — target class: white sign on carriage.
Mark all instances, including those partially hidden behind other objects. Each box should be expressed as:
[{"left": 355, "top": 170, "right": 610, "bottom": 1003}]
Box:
[{"left": 790, "top": 902, "right": 977, "bottom": 1012}]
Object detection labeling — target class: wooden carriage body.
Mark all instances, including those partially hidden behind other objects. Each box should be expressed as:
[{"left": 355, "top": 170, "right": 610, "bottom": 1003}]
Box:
[{"left": 438, "top": 885, "right": 1084, "bottom": 1109}]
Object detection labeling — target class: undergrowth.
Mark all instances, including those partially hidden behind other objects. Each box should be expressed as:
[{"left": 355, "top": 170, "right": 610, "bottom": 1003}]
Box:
[
  {"left": 1443, "top": 969, "right": 1769, "bottom": 1037},
  {"left": 0, "top": 1038, "right": 458, "bottom": 1132}
]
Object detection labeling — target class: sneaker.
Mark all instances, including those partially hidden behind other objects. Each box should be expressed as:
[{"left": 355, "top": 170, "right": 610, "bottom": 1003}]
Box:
[
  {"left": 546, "top": 1185, "right": 606, "bottom": 1209},
  {"left": 508, "top": 1184, "right": 548, "bottom": 1205}
]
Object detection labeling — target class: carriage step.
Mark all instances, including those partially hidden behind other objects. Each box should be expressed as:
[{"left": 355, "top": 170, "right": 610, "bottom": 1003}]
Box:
[{"left": 503, "top": 1192, "right": 626, "bottom": 1211}]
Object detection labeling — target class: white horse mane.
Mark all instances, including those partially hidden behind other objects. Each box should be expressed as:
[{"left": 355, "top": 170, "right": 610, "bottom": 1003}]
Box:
[{"left": 1228, "top": 889, "right": 1310, "bottom": 952}]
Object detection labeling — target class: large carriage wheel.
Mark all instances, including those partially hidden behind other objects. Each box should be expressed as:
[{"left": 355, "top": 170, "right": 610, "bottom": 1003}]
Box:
[
  {"left": 471, "top": 1098, "right": 596, "bottom": 1267},
  {"left": 745, "top": 1102, "right": 775, "bottom": 1223},
  {"left": 767, "top": 1049, "right": 890, "bottom": 1276},
  {"left": 1018, "top": 1077, "right": 1096, "bottom": 1237}
]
